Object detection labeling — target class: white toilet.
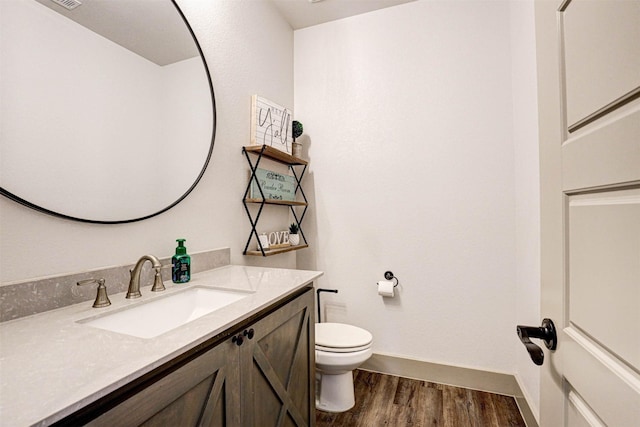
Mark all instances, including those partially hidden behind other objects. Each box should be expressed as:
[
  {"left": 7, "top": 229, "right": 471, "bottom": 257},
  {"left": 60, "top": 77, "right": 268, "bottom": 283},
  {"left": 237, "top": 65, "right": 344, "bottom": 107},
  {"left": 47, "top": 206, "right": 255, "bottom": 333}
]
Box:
[{"left": 315, "top": 322, "right": 373, "bottom": 412}]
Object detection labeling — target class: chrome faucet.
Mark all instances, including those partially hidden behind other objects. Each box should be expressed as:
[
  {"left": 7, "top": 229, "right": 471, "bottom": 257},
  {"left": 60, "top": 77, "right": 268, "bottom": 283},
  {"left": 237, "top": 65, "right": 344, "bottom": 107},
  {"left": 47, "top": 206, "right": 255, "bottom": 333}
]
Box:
[{"left": 126, "top": 254, "right": 166, "bottom": 299}]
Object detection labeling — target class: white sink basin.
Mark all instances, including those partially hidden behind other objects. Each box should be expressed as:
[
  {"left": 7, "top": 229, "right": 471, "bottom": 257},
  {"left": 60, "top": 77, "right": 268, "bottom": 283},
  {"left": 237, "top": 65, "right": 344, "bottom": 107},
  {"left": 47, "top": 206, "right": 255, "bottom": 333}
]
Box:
[{"left": 79, "top": 287, "right": 252, "bottom": 338}]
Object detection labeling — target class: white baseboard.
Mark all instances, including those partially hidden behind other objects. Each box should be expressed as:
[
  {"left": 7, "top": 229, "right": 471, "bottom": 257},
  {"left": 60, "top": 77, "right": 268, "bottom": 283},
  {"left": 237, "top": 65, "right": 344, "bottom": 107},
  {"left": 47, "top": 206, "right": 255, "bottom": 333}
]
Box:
[
  {"left": 514, "top": 373, "right": 540, "bottom": 427},
  {"left": 360, "top": 353, "right": 539, "bottom": 427}
]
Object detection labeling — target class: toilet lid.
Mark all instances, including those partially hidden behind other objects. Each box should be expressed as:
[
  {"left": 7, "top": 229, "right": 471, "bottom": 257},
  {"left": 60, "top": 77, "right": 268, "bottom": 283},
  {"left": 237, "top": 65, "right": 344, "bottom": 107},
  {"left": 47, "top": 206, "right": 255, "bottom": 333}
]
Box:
[{"left": 315, "top": 322, "right": 373, "bottom": 349}]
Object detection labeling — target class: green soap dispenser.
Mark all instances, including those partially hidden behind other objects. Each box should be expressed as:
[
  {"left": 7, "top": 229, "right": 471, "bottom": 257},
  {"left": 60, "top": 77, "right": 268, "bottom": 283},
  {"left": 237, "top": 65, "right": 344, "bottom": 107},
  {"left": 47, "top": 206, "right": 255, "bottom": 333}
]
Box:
[{"left": 172, "top": 239, "right": 191, "bottom": 283}]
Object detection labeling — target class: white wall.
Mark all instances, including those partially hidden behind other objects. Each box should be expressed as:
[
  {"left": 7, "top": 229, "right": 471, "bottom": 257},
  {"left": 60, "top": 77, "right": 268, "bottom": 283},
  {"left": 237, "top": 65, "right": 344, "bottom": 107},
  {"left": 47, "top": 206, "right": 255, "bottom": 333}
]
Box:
[
  {"left": 0, "top": 0, "right": 296, "bottom": 282},
  {"left": 295, "top": 0, "right": 539, "bottom": 413},
  {"left": 511, "top": 0, "right": 541, "bottom": 418}
]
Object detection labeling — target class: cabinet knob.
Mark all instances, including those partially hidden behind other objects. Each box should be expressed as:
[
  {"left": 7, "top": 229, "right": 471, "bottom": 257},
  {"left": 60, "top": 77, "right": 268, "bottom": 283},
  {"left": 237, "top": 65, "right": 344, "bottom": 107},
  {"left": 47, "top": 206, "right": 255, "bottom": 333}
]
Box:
[
  {"left": 243, "top": 328, "right": 255, "bottom": 340},
  {"left": 232, "top": 335, "right": 244, "bottom": 346}
]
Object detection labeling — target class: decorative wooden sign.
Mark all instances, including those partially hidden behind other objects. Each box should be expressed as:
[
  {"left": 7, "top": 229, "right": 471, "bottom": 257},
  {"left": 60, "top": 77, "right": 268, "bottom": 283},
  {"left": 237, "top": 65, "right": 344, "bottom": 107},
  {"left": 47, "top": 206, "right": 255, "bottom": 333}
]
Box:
[
  {"left": 256, "top": 231, "right": 292, "bottom": 251},
  {"left": 268, "top": 231, "right": 290, "bottom": 249},
  {"left": 249, "top": 168, "right": 296, "bottom": 202},
  {"left": 250, "top": 95, "right": 292, "bottom": 154}
]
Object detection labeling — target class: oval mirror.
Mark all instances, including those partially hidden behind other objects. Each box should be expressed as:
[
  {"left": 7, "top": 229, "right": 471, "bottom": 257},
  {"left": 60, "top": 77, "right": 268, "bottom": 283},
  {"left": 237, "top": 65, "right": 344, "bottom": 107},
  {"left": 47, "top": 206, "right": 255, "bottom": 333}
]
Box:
[{"left": 0, "top": 0, "right": 215, "bottom": 223}]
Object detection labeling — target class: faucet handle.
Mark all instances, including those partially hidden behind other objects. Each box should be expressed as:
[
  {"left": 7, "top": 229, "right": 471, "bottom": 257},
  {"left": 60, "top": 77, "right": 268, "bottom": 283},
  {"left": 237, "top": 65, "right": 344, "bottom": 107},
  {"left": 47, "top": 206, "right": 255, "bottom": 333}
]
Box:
[
  {"left": 77, "top": 278, "right": 111, "bottom": 308},
  {"left": 151, "top": 265, "right": 168, "bottom": 292}
]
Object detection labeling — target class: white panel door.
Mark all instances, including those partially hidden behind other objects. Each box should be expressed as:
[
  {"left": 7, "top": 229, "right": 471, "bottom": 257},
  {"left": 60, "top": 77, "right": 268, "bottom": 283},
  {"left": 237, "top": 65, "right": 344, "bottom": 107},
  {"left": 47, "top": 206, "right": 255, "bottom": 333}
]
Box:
[{"left": 536, "top": 0, "right": 640, "bottom": 426}]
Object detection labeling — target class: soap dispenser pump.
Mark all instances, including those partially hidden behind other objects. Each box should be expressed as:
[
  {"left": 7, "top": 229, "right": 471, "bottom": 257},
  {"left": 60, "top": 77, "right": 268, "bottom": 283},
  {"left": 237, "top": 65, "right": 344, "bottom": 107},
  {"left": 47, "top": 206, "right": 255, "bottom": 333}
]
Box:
[{"left": 172, "top": 239, "right": 191, "bottom": 283}]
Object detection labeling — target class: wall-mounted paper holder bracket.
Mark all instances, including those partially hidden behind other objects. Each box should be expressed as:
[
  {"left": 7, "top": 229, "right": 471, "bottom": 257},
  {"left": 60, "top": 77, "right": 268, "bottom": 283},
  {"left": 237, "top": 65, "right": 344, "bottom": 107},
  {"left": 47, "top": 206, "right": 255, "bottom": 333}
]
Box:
[{"left": 383, "top": 271, "right": 399, "bottom": 287}]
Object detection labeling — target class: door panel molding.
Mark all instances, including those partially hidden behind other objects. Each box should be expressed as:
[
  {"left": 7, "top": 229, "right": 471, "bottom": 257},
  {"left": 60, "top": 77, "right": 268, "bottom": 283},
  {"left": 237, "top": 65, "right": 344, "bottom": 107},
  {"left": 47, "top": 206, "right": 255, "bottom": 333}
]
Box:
[
  {"left": 567, "top": 188, "right": 640, "bottom": 368},
  {"left": 568, "top": 87, "right": 640, "bottom": 133},
  {"left": 562, "top": 0, "right": 640, "bottom": 126},
  {"left": 563, "top": 326, "right": 640, "bottom": 426},
  {"left": 567, "top": 390, "right": 606, "bottom": 427},
  {"left": 562, "top": 104, "right": 640, "bottom": 192}
]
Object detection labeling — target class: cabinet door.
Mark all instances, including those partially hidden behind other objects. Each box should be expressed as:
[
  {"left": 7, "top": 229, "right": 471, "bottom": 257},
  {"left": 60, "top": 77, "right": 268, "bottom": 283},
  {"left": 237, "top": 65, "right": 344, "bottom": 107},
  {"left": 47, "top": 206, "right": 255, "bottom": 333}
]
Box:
[
  {"left": 239, "top": 289, "right": 315, "bottom": 427},
  {"left": 87, "top": 338, "right": 240, "bottom": 427}
]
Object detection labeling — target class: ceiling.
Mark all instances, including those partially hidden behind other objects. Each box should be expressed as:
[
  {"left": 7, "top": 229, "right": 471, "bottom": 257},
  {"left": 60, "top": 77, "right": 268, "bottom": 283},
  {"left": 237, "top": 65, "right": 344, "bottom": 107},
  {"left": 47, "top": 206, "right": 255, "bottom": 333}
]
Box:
[
  {"left": 34, "top": 0, "right": 197, "bottom": 66},
  {"left": 271, "top": 0, "right": 417, "bottom": 30},
  {"left": 33, "top": 0, "right": 416, "bottom": 65}
]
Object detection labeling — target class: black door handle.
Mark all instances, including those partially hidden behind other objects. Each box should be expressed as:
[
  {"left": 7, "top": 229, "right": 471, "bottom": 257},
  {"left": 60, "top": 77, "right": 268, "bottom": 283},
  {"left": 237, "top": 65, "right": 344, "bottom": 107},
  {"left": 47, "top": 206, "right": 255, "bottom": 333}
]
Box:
[{"left": 516, "top": 318, "right": 557, "bottom": 366}]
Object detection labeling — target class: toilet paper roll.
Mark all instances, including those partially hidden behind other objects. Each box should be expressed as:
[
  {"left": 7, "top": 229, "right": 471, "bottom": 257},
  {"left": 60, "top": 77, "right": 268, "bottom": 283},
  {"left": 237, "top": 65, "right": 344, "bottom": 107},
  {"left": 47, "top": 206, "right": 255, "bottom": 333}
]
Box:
[{"left": 377, "top": 280, "right": 395, "bottom": 297}]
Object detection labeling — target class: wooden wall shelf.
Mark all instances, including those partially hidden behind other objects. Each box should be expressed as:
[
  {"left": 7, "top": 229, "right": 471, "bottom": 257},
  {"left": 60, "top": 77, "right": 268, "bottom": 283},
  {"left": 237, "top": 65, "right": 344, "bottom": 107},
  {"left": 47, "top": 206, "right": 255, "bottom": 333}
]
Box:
[
  {"left": 244, "top": 244, "right": 309, "bottom": 257},
  {"left": 243, "top": 145, "right": 308, "bottom": 166},
  {"left": 244, "top": 198, "right": 307, "bottom": 207}
]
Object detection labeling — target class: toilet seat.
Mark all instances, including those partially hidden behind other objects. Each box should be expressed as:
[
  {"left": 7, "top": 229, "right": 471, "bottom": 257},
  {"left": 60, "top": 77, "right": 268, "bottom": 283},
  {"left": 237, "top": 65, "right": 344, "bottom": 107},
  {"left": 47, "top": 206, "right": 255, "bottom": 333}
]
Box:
[
  {"left": 315, "top": 323, "right": 373, "bottom": 353},
  {"left": 316, "top": 343, "right": 371, "bottom": 353}
]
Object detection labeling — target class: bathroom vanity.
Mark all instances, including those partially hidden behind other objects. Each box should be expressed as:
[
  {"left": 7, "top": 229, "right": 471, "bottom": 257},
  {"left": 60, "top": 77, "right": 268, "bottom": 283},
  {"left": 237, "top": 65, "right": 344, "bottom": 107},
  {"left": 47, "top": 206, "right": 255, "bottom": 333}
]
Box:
[{"left": 0, "top": 265, "right": 322, "bottom": 426}]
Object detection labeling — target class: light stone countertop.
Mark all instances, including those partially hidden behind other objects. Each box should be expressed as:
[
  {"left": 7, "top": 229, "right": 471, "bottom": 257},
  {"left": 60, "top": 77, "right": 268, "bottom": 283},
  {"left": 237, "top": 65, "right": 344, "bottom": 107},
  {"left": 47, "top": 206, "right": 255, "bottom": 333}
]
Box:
[{"left": 0, "top": 265, "right": 323, "bottom": 427}]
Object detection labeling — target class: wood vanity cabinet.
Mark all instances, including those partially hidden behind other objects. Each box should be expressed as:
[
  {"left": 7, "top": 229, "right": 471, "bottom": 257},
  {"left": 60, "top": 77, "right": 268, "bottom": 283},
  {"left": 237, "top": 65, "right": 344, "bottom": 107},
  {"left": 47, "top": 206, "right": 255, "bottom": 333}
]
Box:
[{"left": 58, "top": 287, "right": 315, "bottom": 427}]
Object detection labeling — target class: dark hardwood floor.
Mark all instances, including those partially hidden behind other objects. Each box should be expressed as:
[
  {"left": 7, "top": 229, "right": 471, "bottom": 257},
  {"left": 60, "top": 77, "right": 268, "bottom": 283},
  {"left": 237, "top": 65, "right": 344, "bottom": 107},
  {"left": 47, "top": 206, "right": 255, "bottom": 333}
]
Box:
[{"left": 316, "top": 370, "right": 526, "bottom": 427}]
